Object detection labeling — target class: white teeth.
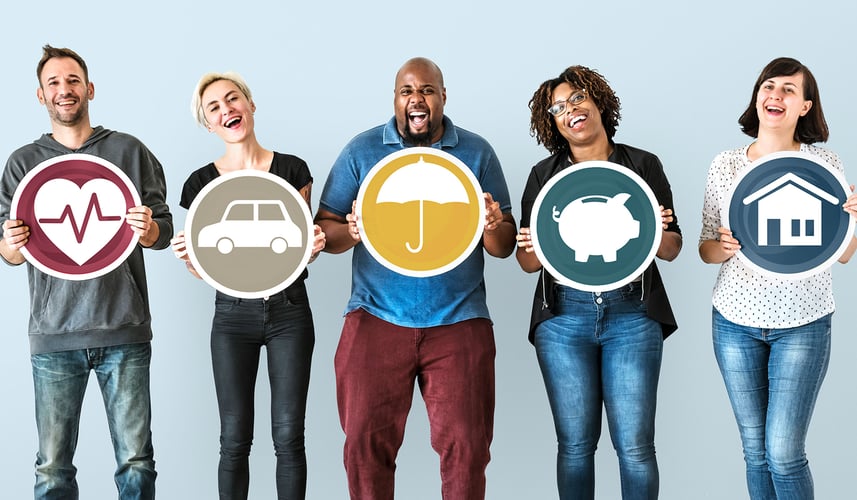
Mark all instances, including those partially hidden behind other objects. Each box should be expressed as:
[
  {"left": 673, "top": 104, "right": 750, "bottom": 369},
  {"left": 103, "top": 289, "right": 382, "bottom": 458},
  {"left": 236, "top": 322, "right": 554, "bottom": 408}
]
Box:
[
  {"left": 571, "top": 115, "right": 585, "bottom": 125},
  {"left": 410, "top": 112, "right": 427, "bottom": 118}
]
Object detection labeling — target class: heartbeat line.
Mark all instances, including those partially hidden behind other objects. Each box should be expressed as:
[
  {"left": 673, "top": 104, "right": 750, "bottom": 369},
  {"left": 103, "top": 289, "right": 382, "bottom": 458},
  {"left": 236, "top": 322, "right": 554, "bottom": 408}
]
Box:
[{"left": 38, "top": 193, "right": 124, "bottom": 243}]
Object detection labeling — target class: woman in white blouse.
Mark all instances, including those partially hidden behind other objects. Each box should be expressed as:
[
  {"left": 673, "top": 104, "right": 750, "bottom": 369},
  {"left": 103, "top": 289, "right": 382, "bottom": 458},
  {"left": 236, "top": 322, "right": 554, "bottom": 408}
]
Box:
[{"left": 699, "top": 57, "right": 857, "bottom": 499}]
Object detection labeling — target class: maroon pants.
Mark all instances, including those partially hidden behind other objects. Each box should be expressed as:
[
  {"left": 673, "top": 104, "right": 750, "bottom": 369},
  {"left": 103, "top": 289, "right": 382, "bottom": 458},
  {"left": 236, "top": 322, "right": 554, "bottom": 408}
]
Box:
[{"left": 334, "top": 308, "right": 496, "bottom": 500}]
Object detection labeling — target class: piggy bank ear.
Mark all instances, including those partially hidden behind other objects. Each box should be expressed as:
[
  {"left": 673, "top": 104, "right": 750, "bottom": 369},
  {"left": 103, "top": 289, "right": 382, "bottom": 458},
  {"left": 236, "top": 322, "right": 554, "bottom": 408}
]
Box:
[{"left": 609, "top": 193, "right": 632, "bottom": 206}]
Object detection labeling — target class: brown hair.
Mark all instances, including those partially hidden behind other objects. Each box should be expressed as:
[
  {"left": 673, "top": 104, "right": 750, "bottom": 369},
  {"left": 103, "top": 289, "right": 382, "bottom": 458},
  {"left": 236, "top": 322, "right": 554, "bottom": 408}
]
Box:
[
  {"left": 529, "top": 65, "right": 621, "bottom": 155},
  {"left": 738, "top": 57, "right": 829, "bottom": 144},
  {"left": 36, "top": 44, "right": 89, "bottom": 86}
]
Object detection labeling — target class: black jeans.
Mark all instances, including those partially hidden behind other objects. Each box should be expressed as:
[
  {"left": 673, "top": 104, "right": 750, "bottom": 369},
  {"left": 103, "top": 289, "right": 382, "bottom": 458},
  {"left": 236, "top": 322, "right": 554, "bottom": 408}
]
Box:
[{"left": 210, "top": 283, "right": 315, "bottom": 500}]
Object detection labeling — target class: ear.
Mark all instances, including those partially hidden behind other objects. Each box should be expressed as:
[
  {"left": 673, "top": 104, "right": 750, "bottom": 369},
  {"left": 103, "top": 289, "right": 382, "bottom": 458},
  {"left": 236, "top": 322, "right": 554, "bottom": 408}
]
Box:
[
  {"left": 251, "top": 100, "right": 256, "bottom": 113},
  {"left": 441, "top": 87, "right": 447, "bottom": 106},
  {"left": 800, "top": 100, "right": 812, "bottom": 117},
  {"left": 87, "top": 81, "right": 95, "bottom": 100},
  {"left": 36, "top": 87, "right": 45, "bottom": 105}
]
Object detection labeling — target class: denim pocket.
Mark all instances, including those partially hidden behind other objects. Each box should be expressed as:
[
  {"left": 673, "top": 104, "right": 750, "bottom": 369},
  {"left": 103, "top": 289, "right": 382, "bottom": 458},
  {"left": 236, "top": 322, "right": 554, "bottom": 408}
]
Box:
[{"left": 214, "top": 293, "right": 240, "bottom": 313}]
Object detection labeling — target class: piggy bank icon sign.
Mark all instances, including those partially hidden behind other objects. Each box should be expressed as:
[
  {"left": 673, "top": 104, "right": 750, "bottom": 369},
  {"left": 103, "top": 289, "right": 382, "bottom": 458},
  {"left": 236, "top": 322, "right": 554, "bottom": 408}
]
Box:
[
  {"left": 552, "top": 193, "right": 640, "bottom": 262},
  {"left": 531, "top": 161, "right": 661, "bottom": 292}
]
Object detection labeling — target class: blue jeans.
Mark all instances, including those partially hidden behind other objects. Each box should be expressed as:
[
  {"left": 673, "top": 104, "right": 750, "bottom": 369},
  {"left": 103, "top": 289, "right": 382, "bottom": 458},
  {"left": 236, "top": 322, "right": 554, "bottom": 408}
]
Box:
[
  {"left": 534, "top": 283, "right": 662, "bottom": 500},
  {"left": 713, "top": 309, "right": 831, "bottom": 500},
  {"left": 32, "top": 342, "right": 156, "bottom": 500},
  {"left": 211, "top": 285, "right": 314, "bottom": 500}
]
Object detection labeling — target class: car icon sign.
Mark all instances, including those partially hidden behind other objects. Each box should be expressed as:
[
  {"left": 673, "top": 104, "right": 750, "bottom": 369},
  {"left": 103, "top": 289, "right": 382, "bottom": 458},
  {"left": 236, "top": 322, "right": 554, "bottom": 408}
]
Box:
[{"left": 197, "top": 199, "right": 303, "bottom": 254}]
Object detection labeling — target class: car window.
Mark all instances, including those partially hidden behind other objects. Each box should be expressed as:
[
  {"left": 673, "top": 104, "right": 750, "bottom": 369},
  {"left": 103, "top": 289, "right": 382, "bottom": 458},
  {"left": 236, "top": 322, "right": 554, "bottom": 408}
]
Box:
[
  {"left": 259, "top": 203, "right": 286, "bottom": 221},
  {"left": 225, "top": 204, "right": 254, "bottom": 221}
]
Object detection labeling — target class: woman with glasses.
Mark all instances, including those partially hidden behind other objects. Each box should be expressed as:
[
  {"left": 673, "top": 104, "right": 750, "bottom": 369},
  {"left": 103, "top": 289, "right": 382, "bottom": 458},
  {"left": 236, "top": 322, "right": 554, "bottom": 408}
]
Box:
[
  {"left": 515, "top": 65, "right": 682, "bottom": 500},
  {"left": 699, "top": 57, "right": 857, "bottom": 499},
  {"left": 170, "top": 71, "right": 325, "bottom": 500}
]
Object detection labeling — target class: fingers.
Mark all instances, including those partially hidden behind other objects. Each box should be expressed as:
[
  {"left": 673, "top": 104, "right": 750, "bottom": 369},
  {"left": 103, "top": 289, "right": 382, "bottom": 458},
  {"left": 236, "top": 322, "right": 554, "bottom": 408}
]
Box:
[
  {"left": 170, "top": 230, "right": 188, "bottom": 260},
  {"left": 346, "top": 200, "right": 360, "bottom": 241},
  {"left": 125, "top": 205, "right": 153, "bottom": 235},
  {"left": 312, "top": 225, "right": 326, "bottom": 256},
  {"left": 484, "top": 192, "right": 502, "bottom": 231},
  {"left": 660, "top": 206, "right": 675, "bottom": 230},
  {"left": 843, "top": 191, "right": 857, "bottom": 219},
  {"left": 515, "top": 227, "right": 535, "bottom": 253},
  {"left": 2, "top": 219, "right": 30, "bottom": 250},
  {"left": 717, "top": 227, "right": 740, "bottom": 255}
]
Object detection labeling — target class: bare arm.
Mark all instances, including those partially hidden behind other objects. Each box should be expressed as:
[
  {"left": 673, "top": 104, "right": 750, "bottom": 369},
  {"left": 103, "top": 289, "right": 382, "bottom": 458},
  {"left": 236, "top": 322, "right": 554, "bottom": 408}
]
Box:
[
  {"left": 514, "top": 227, "right": 542, "bottom": 273},
  {"left": 315, "top": 202, "right": 360, "bottom": 255},
  {"left": 699, "top": 227, "right": 740, "bottom": 264},
  {"left": 482, "top": 192, "right": 516, "bottom": 258}
]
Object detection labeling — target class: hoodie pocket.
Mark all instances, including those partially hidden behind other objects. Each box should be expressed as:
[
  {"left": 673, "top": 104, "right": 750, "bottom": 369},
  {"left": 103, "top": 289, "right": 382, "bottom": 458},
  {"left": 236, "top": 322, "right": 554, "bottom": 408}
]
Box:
[{"left": 35, "top": 263, "right": 147, "bottom": 333}]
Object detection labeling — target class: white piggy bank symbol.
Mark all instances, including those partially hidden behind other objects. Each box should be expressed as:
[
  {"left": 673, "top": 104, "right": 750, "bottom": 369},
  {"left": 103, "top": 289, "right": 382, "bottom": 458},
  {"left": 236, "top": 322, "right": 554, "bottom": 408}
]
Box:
[{"left": 552, "top": 193, "right": 640, "bottom": 262}]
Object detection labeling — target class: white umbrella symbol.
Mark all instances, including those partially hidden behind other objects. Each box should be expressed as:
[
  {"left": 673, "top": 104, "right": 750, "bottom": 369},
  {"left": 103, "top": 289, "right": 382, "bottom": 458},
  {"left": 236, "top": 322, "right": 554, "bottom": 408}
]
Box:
[{"left": 375, "top": 156, "right": 470, "bottom": 253}]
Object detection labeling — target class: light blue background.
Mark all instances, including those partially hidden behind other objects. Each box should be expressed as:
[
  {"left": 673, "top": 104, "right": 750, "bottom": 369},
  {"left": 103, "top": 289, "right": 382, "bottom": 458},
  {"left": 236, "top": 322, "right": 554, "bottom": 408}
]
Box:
[{"left": 2, "top": 1, "right": 856, "bottom": 498}]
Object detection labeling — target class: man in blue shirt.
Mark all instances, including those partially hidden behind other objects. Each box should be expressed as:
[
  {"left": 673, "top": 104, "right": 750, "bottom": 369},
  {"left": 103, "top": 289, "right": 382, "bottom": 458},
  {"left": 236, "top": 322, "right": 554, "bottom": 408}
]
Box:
[{"left": 316, "top": 57, "right": 516, "bottom": 499}]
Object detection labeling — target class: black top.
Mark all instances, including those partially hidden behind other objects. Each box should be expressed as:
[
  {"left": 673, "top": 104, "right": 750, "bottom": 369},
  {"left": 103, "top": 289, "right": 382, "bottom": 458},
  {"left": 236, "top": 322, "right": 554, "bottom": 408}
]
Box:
[
  {"left": 179, "top": 151, "right": 314, "bottom": 287},
  {"left": 520, "top": 142, "right": 681, "bottom": 342}
]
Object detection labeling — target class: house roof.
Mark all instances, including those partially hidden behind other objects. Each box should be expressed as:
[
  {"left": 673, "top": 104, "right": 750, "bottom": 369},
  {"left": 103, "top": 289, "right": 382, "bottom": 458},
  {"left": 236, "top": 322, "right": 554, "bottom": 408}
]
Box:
[{"left": 742, "top": 173, "right": 839, "bottom": 205}]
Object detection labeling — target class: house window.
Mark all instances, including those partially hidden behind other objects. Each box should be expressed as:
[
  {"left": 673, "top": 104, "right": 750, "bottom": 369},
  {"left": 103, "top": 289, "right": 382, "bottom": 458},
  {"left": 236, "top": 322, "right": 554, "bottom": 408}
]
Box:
[
  {"left": 791, "top": 219, "right": 801, "bottom": 237},
  {"left": 806, "top": 219, "right": 815, "bottom": 237}
]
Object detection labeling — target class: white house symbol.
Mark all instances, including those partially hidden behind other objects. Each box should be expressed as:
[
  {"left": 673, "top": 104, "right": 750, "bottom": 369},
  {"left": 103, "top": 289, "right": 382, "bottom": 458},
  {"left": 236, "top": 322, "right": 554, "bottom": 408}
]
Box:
[{"left": 742, "top": 173, "right": 838, "bottom": 246}]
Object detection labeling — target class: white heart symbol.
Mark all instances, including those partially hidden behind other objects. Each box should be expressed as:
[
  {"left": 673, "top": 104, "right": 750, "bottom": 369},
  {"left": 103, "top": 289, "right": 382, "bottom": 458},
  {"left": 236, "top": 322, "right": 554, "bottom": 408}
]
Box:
[{"left": 34, "top": 178, "right": 127, "bottom": 266}]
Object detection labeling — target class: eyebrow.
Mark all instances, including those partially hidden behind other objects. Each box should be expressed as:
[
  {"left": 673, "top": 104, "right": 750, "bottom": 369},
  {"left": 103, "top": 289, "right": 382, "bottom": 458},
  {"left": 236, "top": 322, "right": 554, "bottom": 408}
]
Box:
[
  {"left": 765, "top": 79, "right": 799, "bottom": 87},
  {"left": 45, "top": 73, "right": 83, "bottom": 82},
  {"left": 205, "top": 90, "right": 239, "bottom": 108},
  {"left": 400, "top": 83, "right": 436, "bottom": 90}
]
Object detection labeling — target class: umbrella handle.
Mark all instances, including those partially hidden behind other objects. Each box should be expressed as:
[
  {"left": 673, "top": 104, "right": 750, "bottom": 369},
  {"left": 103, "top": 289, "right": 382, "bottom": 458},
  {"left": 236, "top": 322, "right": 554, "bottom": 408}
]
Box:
[{"left": 406, "top": 199, "right": 424, "bottom": 253}]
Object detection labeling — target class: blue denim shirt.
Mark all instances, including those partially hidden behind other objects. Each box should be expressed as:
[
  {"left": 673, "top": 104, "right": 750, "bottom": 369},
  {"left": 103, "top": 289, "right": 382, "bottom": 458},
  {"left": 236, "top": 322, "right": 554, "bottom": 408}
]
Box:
[{"left": 319, "top": 116, "right": 512, "bottom": 328}]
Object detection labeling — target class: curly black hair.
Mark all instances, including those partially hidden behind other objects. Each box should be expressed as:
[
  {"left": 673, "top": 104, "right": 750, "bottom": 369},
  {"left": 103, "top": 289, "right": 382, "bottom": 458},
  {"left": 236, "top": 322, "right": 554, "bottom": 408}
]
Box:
[{"left": 528, "top": 66, "right": 621, "bottom": 155}]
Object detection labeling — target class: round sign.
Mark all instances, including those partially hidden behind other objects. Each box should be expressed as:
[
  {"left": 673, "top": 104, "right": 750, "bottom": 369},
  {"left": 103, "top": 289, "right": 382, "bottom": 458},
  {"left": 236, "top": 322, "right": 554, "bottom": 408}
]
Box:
[
  {"left": 724, "top": 151, "right": 854, "bottom": 279},
  {"left": 356, "top": 147, "right": 485, "bottom": 277},
  {"left": 10, "top": 153, "right": 141, "bottom": 280},
  {"left": 531, "top": 161, "right": 662, "bottom": 292},
  {"left": 185, "top": 170, "right": 314, "bottom": 298}
]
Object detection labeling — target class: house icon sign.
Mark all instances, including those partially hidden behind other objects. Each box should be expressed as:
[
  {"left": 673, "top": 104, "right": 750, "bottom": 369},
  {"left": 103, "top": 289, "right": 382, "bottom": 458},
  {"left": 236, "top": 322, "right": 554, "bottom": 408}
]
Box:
[{"left": 742, "top": 173, "right": 839, "bottom": 247}]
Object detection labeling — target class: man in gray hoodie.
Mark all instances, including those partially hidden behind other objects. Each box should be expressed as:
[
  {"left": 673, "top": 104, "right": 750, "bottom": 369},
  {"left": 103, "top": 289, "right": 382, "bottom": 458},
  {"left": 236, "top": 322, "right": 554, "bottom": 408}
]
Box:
[{"left": 0, "top": 45, "right": 172, "bottom": 500}]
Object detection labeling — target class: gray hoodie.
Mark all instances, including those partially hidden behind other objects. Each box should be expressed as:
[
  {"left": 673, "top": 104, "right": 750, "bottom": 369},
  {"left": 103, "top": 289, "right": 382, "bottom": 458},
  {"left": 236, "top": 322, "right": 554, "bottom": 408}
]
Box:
[{"left": 0, "top": 126, "right": 173, "bottom": 354}]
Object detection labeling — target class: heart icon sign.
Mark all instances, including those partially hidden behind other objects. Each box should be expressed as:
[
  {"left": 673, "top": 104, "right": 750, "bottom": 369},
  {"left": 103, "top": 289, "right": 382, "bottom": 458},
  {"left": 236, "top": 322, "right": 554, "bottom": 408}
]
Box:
[
  {"left": 34, "top": 178, "right": 127, "bottom": 265},
  {"left": 10, "top": 153, "right": 141, "bottom": 280}
]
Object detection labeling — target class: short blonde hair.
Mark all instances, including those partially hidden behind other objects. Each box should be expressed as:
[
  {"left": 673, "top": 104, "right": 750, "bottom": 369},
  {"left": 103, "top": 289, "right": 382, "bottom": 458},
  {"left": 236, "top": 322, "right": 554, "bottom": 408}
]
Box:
[{"left": 191, "top": 71, "right": 253, "bottom": 127}]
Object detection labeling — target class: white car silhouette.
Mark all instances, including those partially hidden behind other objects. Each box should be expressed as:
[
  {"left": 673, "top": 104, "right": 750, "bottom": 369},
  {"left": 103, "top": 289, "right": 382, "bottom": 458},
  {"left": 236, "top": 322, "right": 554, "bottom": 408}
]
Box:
[{"left": 197, "top": 199, "right": 302, "bottom": 254}]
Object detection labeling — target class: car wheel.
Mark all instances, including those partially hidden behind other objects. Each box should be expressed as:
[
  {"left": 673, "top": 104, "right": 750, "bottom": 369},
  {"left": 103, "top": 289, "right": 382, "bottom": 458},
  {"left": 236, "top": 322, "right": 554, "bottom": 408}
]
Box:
[
  {"left": 217, "top": 238, "right": 234, "bottom": 254},
  {"left": 271, "top": 237, "right": 288, "bottom": 254}
]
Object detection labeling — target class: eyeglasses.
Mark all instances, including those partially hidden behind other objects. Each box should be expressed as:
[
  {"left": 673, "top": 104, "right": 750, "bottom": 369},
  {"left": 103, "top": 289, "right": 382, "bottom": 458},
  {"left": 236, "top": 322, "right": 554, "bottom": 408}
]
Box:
[{"left": 547, "top": 89, "right": 587, "bottom": 116}]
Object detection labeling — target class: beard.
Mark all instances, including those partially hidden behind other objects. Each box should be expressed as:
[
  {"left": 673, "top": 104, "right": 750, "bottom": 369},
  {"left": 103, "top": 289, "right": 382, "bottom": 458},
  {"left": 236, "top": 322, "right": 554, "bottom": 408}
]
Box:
[
  {"left": 47, "top": 98, "right": 89, "bottom": 127},
  {"left": 402, "top": 120, "right": 435, "bottom": 147}
]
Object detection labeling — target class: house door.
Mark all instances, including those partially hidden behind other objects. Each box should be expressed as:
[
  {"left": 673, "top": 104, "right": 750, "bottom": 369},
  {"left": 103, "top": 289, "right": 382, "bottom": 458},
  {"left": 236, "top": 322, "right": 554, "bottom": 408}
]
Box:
[{"left": 766, "top": 219, "right": 780, "bottom": 246}]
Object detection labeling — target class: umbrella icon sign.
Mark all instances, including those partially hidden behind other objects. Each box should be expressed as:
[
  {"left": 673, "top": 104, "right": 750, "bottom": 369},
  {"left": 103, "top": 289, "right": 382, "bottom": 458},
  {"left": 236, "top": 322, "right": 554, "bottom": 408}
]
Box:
[{"left": 375, "top": 156, "right": 470, "bottom": 253}]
